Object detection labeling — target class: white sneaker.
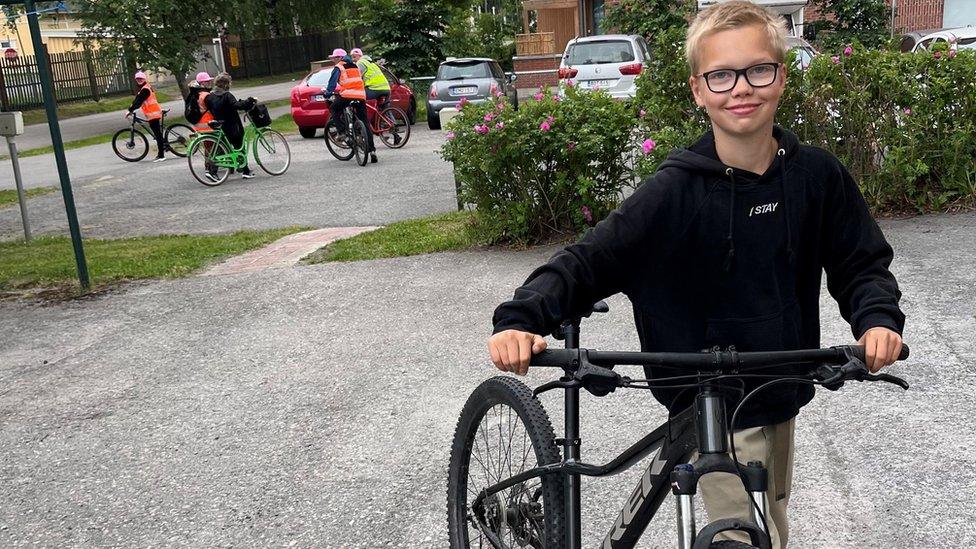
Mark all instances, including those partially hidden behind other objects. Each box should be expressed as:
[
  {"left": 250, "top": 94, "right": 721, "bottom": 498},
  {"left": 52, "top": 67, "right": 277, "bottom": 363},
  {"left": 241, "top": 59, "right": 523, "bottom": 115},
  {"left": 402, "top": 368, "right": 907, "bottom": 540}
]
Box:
[
  {"left": 152, "top": 156, "right": 166, "bottom": 163},
  {"left": 204, "top": 172, "right": 220, "bottom": 183},
  {"left": 241, "top": 172, "right": 256, "bottom": 179}
]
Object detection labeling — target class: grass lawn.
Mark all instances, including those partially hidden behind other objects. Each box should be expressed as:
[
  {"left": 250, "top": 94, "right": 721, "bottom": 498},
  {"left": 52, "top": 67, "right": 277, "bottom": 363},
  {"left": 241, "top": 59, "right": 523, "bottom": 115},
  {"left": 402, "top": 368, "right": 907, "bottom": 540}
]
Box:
[
  {"left": 268, "top": 113, "right": 298, "bottom": 135},
  {"left": 0, "top": 186, "right": 57, "bottom": 209},
  {"left": 304, "top": 211, "right": 476, "bottom": 263},
  {"left": 0, "top": 227, "right": 309, "bottom": 295},
  {"left": 21, "top": 88, "right": 178, "bottom": 126}
]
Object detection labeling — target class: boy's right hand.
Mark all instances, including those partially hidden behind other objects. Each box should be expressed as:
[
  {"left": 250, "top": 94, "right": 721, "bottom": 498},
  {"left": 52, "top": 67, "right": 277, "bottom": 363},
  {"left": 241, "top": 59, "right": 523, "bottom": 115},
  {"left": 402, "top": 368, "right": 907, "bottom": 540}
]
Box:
[{"left": 488, "top": 330, "right": 547, "bottom": 376}]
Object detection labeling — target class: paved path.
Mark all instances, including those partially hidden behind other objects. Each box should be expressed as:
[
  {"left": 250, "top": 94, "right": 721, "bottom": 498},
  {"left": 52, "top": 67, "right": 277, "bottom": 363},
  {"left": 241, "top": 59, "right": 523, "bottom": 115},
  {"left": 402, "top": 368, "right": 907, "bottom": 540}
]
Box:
[
  {"left": 0, "top": 125, "right": 456, "bottom": 240},
  {"left": 0, "top": 212, "right": 974, "bottom": 547},
  {"left": 12, "top": 80, "right": 298, "bottom": 152},
  {"left": 202, "top": 227, "right": 379, "bottom": 276}
]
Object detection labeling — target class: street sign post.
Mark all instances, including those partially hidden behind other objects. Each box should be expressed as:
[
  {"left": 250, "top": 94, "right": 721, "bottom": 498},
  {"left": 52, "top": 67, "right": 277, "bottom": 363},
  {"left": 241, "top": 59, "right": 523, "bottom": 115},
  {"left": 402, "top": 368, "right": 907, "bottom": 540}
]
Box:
[{"left": 0, "top": 111, "right": 30, "bottom": 240}]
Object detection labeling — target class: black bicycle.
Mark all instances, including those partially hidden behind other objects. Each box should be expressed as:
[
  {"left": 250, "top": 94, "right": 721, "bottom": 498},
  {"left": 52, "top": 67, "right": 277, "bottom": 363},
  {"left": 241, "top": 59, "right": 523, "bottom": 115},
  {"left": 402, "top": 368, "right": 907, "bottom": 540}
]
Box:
[
  {"left": 324, "top": 99, "right": 370, "bottom": 167},
  {"left": 447, "top": 301, "right": 910, "bottom": 549},
  {"left": 112, "top": 109, "right": 193, "bottom": 162}
]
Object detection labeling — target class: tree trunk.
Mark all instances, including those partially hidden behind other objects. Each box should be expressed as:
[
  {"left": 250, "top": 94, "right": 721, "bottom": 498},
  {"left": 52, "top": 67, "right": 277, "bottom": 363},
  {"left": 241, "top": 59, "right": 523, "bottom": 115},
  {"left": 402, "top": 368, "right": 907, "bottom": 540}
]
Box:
[{"left": 173, "top": 69, "right": 190, "bottom": 99}]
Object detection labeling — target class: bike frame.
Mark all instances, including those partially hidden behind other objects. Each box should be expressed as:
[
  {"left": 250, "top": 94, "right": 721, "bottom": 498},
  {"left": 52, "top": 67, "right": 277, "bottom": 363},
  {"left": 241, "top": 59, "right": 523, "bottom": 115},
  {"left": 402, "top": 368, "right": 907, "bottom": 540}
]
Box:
[{"left": 193, "top": 117, "right": 263, "bottom": 170}]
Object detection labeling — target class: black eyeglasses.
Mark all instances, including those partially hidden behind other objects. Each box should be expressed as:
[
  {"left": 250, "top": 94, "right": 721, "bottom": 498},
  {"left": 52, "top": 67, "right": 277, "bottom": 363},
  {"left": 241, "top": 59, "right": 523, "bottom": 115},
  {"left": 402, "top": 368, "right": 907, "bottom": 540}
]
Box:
[{"left": 698, "top": 62, "right": 781, "bottom": 93}]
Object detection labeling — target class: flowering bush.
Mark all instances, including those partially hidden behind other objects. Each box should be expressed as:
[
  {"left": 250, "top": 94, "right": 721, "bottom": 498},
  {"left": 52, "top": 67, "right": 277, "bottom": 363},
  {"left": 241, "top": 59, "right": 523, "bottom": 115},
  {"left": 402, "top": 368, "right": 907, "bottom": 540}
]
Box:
[
  {"left": 634, "top": 32, "right": 976, "bottom": 213},
  {"left": 441, "top": 86, "right": 641, "bottom": 244}
]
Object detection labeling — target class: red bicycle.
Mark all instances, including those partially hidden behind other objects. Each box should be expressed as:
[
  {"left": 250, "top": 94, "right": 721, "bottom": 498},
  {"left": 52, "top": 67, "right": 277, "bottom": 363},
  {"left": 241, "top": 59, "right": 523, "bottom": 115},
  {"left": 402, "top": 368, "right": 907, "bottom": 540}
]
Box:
[{"left": 366, "top": 100, "right": 411, "bottom": 148}]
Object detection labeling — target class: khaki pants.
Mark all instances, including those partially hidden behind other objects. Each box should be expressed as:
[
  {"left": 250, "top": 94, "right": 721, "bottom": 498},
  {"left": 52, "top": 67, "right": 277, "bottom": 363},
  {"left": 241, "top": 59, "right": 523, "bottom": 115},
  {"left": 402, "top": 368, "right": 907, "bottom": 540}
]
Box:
[{"left": 692, "top": 418, "right": 796, "bottom": 549}]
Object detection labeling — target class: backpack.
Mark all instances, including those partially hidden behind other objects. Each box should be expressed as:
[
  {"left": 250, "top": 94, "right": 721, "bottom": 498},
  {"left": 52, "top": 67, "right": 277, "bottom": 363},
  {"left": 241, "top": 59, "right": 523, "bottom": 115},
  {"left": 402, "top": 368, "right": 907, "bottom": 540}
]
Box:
[{"left": 184, "top": 88, "right": 204, "bottom": 124}]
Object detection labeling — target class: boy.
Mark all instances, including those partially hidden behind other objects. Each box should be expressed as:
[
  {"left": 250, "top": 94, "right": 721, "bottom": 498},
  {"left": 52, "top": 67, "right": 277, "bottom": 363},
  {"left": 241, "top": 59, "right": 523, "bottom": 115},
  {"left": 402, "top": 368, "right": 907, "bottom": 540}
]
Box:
[{"left": 487, "top": 1, "right": 905, "bottom": 547}]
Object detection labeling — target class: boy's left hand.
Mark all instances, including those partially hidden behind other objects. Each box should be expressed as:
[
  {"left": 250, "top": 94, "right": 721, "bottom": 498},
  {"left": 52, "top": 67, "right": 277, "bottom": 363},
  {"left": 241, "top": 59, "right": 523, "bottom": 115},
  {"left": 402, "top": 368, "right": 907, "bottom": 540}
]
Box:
[{"left": 858, "top": 327, "right": 903, "bottom": 373}]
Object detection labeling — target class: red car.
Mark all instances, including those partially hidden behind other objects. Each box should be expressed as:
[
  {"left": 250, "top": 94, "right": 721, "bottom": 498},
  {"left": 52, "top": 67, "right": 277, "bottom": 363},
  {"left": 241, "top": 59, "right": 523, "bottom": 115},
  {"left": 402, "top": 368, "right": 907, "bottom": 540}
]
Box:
[{"left": 291, "top": 64, "right": 417, "bottom": 138}]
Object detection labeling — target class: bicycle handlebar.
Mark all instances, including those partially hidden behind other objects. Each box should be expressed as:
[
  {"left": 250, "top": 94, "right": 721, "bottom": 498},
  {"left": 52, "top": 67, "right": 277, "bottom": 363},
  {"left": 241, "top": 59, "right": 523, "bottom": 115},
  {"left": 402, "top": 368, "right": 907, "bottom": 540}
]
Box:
[{"left": 530, "top": 344, "right": 909, "bottom": 370}]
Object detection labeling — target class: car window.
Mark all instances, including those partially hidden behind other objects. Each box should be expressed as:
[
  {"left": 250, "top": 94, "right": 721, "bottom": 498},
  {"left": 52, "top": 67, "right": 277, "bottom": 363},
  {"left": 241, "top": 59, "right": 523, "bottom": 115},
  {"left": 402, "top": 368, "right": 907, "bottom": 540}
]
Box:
[
  {"left": 565, "top": 40, "right": 635, "bottom": 65},
  {"left": 489, "top": 62, "right": 505, "bottom": 79},
  {"left": 307, "top": 70, "right": 331, "bottom": 87},
  {"left": 381, "top": 67, "right": 397, "bottom": 85},
  {"left": 917, "top": 38, "right": 935, "bottom": 51},
  {"left": 437, "top": 61, "right": 490, "bottom": 80},
  {"left": 636, "top": 37, "right": 651, "bottom": 61},
  {"left": 790, "top": 46, "right": 815, "bottom": 67}
]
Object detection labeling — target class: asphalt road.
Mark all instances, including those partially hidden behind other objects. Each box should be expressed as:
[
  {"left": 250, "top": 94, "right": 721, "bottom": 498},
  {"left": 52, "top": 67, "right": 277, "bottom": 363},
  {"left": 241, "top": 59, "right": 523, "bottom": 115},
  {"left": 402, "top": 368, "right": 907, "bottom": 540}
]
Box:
[
  {"left": 0, "top": 211, "right": 974, "bottom": 547},
  {"left": 0, "top": 125, "right": 457, "bottom": 241}
]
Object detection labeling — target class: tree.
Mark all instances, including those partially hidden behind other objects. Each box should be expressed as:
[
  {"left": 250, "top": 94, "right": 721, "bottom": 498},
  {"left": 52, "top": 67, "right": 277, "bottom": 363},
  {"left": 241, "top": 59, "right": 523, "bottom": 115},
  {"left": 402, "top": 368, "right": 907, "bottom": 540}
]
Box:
[
  {"left": 352, "top": 0, "right": 453, "bottom": 77},
  {"left": 77, "top": 0, "right": 220, "bottom": 97},
  {"left": 443, "top": 2, "right": 520, "bottom": 70},
  {"left": 807, "top": 0, "right": 889, "bottom": 50},
  {"left": 601, "top": 0, "right": 694, "bottom": 43}
]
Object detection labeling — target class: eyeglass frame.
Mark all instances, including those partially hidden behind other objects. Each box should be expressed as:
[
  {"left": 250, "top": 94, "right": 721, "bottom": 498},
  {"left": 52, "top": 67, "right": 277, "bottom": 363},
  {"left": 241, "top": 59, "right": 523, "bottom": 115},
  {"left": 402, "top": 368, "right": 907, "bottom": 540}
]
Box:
[{"left": 697, "top": 62, "right": 783, "bottom": 93}]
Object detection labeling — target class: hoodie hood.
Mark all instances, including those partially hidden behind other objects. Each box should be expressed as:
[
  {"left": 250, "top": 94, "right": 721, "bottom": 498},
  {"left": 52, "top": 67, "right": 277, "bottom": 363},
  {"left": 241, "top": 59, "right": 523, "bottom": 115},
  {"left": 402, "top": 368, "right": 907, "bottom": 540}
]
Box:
[{"left": 659, "top": 125, "right": 800, "bottom": 271}]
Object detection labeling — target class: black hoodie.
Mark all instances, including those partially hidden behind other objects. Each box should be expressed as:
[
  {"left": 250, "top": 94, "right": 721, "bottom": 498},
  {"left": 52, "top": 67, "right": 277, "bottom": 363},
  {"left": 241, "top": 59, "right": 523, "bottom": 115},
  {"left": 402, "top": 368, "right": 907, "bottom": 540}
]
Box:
[{"left": 492, "top": 126, "right": 905, "bottom": 428}]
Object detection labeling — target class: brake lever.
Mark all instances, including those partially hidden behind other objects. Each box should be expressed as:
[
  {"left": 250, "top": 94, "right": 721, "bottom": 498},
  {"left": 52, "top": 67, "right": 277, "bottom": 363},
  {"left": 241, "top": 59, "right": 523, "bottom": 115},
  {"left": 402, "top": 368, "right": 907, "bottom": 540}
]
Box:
[
  {"left": 533, "top": 378, "right": 581, "bottom": 396},
  {"left": 862, "top": 372, "right": 910, "bottom": 390}
]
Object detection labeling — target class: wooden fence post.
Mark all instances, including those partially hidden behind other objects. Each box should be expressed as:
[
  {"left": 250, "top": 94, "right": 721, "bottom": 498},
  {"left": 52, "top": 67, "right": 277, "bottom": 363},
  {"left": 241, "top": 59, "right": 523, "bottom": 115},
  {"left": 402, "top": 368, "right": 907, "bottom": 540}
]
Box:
[
  {"left": 0, "top": 60, "right": 9, "bottom": 111},
  {"left": 84, "top": 45, "right": 99, "bottom": 101},
  {"left": 265, "top": 38, "right": 273, "bottom": 75}
]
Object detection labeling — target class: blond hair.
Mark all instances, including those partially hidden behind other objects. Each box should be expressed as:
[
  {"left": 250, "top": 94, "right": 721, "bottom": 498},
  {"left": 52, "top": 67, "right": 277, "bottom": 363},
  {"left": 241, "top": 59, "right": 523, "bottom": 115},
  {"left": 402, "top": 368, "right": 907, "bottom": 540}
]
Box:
[{"left": 685, "top": 1, "right": 788, "bottom": 75}]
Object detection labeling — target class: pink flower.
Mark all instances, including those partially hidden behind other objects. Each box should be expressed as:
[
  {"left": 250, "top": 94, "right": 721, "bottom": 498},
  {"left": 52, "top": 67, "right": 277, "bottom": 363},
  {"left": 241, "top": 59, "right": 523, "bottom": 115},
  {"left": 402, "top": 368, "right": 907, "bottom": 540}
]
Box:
[
  {"left": 494, "top": 90, "right": 504, "bottom": 98},
  {"left": 948, "top": 35, "right": 958, "bottom": 44},
  {"left": 641, "top": 138, "right": 656, "bottom": 155},
  {"left": 496, "top": 102, "right": 506, "bottom": 112},
  {"left": 567, "top": 141, "right": 576, "bottom": 151},
  {"left": 639, "top": 109, "right": 646, "bottom": 118},
  {"left": 494, "top": 121, "right": 504, "bottom": 129},
  {"left": 565, "top": 79, "right": 574, "bottom": 88},
  {"left": 581, "top": 205, "right": 593, "bottom": 225},
  {"left": 831, "top": 56, "right": 840, "bottom": 64},
  {"left": 483, "top": 112, "right": 494, "bottom": 122},
  {"left": 934, "top": 51, "right": 942, "bottom": 59},
  {"left": 540, "top": 121, "right": 551, "bottom": 132},
  {"left": 949, "top": 49, "right": 958, "bottom": 59},
  {"left": 474, "top": 124, "right": 489, "bottom": 135},
  {"left": 553, "top": 95, "right": 561, "bottom": 102},
  {"left": 903, "top": 108, "right": 911, "bottom": 115},
  {"left": 843, "top": 46, "right": 853, "bottom": 57},
  {"left": 457, "top": 97, "right": 470, "bottom": 109},
  {"left": 533, "top": 92, "right": 544, "bottom": 101},
  {"left": 446, "top": 131, "right": 455, "bottom": 140}
]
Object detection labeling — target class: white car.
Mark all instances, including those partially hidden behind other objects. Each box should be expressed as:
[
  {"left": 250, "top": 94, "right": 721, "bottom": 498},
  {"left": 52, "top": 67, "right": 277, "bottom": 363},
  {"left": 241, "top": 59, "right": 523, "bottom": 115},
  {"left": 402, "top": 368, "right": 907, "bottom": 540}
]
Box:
[
  {"left": 558, "top": 34, "right": 650, "bottom": 99},
  {"left": 911, "top": 27, "right": 976, "bottom": 53}
]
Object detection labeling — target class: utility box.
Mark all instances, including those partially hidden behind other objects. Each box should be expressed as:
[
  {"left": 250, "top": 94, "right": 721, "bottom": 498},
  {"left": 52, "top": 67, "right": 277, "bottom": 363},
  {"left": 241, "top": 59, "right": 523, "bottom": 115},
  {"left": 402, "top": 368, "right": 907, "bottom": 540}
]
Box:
[
  {"left": 439, "top": 107, "right": 460, "bottom": 130},
  {"left": 0, "top": 111, "right": 24, "bottom": 137}
]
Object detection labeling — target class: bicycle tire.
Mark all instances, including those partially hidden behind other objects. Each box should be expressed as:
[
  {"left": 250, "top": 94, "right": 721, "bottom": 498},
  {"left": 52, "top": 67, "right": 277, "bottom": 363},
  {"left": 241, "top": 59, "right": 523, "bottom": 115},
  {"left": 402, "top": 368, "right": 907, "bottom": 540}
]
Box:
[
  {"left": 187, "top": 135, "right": 230, "bottom": 186},
  {"left": 376, "top": 107, "right": 411, "bottom": 149},
  {"left": 709, "top": 541, "right": 759, "bottom": 548},
  {"left": 164, "top": 123, "right": 194, "bottom": 157},
  {"left": 353, "top": 119, "right": 369, "bottom": 167},
  {"left": 254, "top": 129, "right": 291, "bottom": 176},
  {"left": 324, "top": 119, "right": 354, "bottom": 161},
  {"left": 112, "top": 128, "right": 149, "bottom": 162},
  {"left": 447, "top": 376, "right": 566, "bottom": 549}
]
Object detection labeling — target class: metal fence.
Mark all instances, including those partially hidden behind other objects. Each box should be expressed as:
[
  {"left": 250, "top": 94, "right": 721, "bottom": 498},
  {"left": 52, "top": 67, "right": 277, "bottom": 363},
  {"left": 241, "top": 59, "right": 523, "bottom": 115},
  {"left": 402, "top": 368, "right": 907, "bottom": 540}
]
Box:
[
  {"left": 222, "top": 30, "right": 365, "bottom": 80},
  {"left": 0, "top": 46, "right": 134, "bottom": 110}
]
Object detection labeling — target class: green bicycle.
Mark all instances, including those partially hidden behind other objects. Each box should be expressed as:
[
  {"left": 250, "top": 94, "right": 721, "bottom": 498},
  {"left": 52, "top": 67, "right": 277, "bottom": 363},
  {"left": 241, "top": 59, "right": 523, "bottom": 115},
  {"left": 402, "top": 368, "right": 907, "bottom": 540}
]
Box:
[{"left": 186, "top": 111, "right": 291, "bottom": 187}]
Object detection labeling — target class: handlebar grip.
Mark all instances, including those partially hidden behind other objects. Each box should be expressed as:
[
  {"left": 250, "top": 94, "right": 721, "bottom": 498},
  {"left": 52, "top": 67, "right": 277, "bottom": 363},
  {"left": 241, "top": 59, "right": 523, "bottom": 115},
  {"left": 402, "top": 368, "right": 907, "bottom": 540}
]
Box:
[
  {"left": 849, "top": 343, "right": 910, "bottom": 363},
  {"left": 530, "top": 349, "right": 577, "bottom": 368}
]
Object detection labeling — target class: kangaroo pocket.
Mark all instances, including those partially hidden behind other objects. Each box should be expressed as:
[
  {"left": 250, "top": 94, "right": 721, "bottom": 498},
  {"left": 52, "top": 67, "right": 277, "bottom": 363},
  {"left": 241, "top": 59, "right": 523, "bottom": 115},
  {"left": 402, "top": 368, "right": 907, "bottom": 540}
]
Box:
[{"left": 704, "top": 300, "right": 802, "bottom": 352}]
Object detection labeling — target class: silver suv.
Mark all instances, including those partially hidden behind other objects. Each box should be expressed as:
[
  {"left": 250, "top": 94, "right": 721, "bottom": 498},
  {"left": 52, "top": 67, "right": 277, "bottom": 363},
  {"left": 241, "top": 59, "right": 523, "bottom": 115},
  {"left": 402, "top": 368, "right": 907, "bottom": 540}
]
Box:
[
  {"left": 558, "top": 34, "right": 650, "bottom": 99},
  {"left": 426, "top": 57, "right": 518, "bottom": 129}
]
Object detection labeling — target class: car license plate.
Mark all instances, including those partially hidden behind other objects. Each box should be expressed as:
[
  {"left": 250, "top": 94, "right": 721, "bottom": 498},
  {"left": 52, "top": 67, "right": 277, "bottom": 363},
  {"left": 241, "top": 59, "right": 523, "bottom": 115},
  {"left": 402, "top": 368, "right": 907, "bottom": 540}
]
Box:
[
  {"left": 583, "top": 79, "right": 615, "bottom": 89},
  {"left": 451, "top": 86, "right": 478, "bottom": 96}
]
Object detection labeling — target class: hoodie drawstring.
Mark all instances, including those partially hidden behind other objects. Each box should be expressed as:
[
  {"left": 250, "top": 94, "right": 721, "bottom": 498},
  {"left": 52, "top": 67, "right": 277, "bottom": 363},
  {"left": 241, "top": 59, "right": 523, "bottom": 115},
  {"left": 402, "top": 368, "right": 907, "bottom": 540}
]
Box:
[
  {"left": 724, "top": 167, "right": 736, "bottom": 272},
  {"left": 777, "top": 148, "right": 794, "bottom": 264}
]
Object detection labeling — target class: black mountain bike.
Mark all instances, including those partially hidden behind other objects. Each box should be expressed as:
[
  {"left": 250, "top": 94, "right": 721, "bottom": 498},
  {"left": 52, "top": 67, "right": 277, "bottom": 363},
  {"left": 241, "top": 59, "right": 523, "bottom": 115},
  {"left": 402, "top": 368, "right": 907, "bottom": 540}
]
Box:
[
  {"left": 112, "top": 109, "right": 193, "bottom": 162},
  {"left": 447, "top": 301, "right": 910, "bottom": 549},
  {"left": 324, "top": 99, "right": 370, "bottom": 167}
]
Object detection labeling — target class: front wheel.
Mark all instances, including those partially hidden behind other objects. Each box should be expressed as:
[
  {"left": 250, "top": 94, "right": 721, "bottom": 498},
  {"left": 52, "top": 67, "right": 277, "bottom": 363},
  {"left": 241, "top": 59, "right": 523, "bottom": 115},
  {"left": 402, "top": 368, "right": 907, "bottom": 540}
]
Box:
[
  {"left": 165, "top": 123, "right": 194, "bottom": 157},
  {"left": 352, "top": 119, "right": 369, "bottom": 167},
  {"left": 376, "top": 107, "right": 410, "bottom": 149},
  {"left": 112, "top": 128, "right": 149, "bottom": 162},
  {"left": 447, "top": 376, "right": 566, "bottom": 549},
  {"left": 187, "top": 135, "right": 231, "bottom": 186},
  {"left": 710, "top": 542, "right": 759, "bottom": 548},
  {"left": 254, "top": 129, "right": 291, "bottom": 176}
]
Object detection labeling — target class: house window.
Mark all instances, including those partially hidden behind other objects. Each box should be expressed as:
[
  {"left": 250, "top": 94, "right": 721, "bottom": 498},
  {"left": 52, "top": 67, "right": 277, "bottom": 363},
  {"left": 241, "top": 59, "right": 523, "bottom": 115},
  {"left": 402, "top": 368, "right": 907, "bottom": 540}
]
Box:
[
  {"left": 0, "top": 40, "right": 16, "bottom": 49},
  {"left": 593, "top": 0, "right": 605, "bottom": 34}
]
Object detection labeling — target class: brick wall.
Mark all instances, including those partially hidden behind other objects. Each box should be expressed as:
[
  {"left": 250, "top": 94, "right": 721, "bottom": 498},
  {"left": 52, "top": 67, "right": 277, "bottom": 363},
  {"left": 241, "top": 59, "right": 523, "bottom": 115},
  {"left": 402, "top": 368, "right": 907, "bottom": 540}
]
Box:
[
  {"left": 513, "top": 54, "right": 561, "bottom": 90},
  {"left": 804, "top": 1, "right": 945, "bottom": 35}
]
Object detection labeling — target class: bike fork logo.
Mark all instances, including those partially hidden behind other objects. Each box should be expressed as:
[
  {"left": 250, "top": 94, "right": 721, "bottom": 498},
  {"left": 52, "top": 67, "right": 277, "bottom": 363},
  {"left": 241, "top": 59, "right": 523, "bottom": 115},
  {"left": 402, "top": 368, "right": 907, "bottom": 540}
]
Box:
[{"left": 602, "top": 445, "right": 668, "bottom": 548}]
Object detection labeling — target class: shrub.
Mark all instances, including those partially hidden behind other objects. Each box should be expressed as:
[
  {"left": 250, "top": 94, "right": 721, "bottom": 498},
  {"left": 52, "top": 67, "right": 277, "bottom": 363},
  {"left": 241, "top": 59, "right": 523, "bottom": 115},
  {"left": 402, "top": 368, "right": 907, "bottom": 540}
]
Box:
[{"left": 441, "top": 86, "right": 643, "bottom": 244}]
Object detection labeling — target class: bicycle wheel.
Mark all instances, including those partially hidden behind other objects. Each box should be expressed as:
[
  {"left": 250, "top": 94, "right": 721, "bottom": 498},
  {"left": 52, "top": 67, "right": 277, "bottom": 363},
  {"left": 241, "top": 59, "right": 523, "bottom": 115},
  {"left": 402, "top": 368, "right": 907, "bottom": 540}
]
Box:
[
  {"left": 112, "top": 128, "right": 149, "bottom": 162},
  {"left": 709, "top": 542, "right": 759, "bottom": 548},
  {"left": 165, "top": 123, "right": 194, "bottom": 157},
  {"left": 447, "top": 376, "right": 566, "bottom": 549},
  {"left": 376, "top": 107, "right": 411, "bottom": 149},
  {"left": 254, "top": 129, "right": 291, "bottom": 176},
  {"left": 353, "top": 119, "right": 369, "bottom": 167},
  {"left": 324, "top": 119, "right": 354, "bottom": 161},
  {"left": 187, "top": 135, "right": 231, "bottom": 186}
]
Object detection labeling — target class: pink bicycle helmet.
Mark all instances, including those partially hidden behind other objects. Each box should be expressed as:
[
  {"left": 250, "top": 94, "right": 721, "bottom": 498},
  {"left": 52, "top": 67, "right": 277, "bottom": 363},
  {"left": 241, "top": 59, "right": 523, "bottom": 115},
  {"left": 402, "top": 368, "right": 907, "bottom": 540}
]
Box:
[
  {"left": 195, "top": 71, "right": 213, "bottom": 83},
  {"left": 330, "top": 48, "right": 347, "bottom": 58}
]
